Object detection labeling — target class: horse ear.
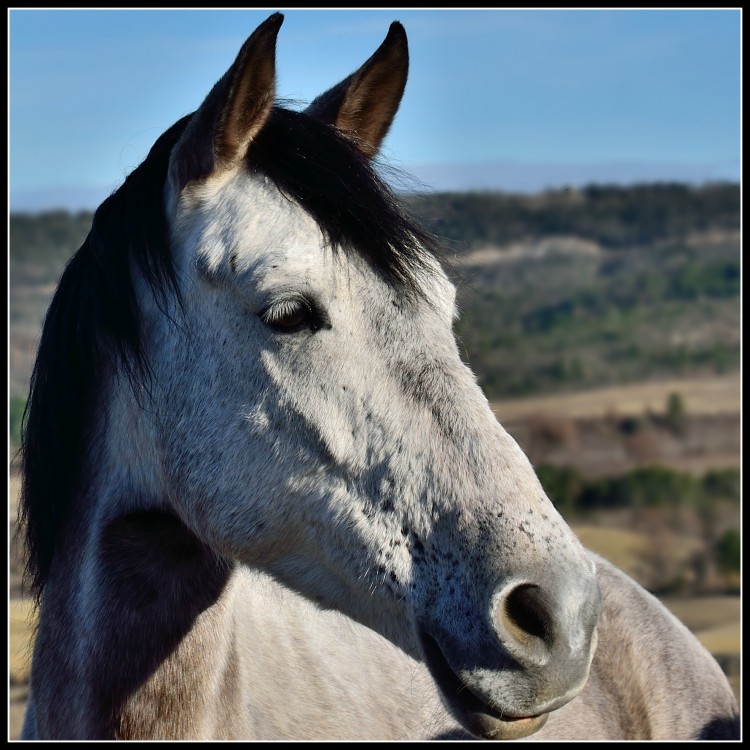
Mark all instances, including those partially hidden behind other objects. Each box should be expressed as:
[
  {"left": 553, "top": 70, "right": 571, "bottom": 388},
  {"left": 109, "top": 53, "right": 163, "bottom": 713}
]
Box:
[
  {"left": 169, "top": 13, "right": 283, "bottom": 191},
  {"left": 306, "top": 22, "right": 408, "bottom": 159}
]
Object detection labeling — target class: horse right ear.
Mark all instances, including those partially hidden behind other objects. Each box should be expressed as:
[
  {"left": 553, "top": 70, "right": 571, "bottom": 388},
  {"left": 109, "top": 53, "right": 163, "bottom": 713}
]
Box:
[
  {"left": 168, "top": 13, "right": 283, "bottom": 193},
  {"left": 306, "top": 22, "right": 408, "bottom": 159}
]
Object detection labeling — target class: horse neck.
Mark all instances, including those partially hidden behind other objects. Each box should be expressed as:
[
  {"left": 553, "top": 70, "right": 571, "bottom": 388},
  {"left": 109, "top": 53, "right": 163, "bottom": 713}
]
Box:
[{"left": 32, "top": 373, "right": 241, "bottom": 739}]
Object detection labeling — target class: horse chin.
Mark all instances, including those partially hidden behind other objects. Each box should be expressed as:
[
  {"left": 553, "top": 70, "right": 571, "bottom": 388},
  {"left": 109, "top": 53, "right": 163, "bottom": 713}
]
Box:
[
  {"left": 419, "top": 631, "right": 550, "bottom": 740},
  {"left": 468, "top": 712, "right": 548, "bottom": 741}
]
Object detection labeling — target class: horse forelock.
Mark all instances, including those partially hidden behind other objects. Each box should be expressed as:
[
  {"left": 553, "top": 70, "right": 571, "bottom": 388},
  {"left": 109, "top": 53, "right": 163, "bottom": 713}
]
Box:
[{"left": 243, "top": 106, "right": 442, "bottom": 298}]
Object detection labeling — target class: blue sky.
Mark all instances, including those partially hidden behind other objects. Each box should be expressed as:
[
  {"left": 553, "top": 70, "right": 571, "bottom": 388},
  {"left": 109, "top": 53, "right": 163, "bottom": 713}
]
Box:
[{"left": 8, "top": 8, "right": 741, "bottom": 210}]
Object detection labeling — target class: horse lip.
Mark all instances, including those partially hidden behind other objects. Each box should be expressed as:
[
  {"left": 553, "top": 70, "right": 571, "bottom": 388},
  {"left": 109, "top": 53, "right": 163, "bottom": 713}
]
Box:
[{"left": 418, "top": 629, "right": 550, "bottom": 740}]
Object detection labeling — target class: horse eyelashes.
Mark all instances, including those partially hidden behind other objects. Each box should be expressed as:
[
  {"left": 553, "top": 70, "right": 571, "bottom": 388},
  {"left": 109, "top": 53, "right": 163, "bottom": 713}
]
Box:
[{"left": 260, "top": 297, "right": 329, "bottom": 333}]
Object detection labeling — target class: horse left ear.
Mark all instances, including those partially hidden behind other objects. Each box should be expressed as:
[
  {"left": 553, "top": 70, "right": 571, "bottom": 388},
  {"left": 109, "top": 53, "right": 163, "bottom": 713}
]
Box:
[
  {"left": 169, "top": 13, "right": 283, "bottom": 192},
  {"left": 306, "top": 22, "right": 408, "bottom": 159}
]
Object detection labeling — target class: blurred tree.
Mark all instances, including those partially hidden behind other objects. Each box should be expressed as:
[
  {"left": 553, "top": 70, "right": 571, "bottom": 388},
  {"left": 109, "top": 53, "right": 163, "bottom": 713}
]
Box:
[
  {"left": 715, "top": 528, "right": 740, "bottom": 574},
  {"left": 665, "top": 392, "right": 687, "bottom": 436}
]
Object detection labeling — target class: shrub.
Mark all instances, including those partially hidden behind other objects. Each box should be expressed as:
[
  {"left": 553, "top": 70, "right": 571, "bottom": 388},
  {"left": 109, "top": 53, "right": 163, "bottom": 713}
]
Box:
[
  {"left": 701, "top": 468, "right": 740, "bottom": 501},
  {"left": 715, "top": 528, "right": 741, "bottom": 574},
  {"left": 665, "top": 392, "right": 687, "bottom": 436},
  {"left": 579, "top": 465, "right": 698, "bottom": 511},
  {"left": 9, "top": 396, "right": 26, "bottom": 448},
  {"left": 537, "top": 464, "right": 584, "bottom": 516}
]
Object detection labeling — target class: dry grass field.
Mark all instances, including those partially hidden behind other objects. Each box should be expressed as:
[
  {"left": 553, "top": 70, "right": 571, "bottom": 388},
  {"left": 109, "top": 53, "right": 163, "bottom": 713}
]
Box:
[
  {"left": 9, "top": 600, "right": 34, "bottom": 740},
  {"left": 573, "top": 525, "right": 650, "bottom": 576},
  {"left": 494, "top": 375, "right": 740, "bottom": 480},
  {"left": 9, "top": 599, "right": 35, "bottom": 686},
  {"left": 9, "top": 474, "right": 21, "bottom": 522},
  {"left": 491, "top": 373, "right": 741, "bottom": 421}
]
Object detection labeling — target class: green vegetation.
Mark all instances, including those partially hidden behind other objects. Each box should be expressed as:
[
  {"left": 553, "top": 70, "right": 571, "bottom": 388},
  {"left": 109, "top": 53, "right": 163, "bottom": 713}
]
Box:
[
  {"left": 10, "top": 210, "right": 93, "bottom": 284},
  {"left": 9, "top": 396, "right": 26, "bottom": 450},
  {"left": 715, "top": 528, "right": 741, "bottom": 574},
  {"left": 580, "top": 466, "right": 697, "bottom": 511},
  {"left": 665, "top": 392, "right": 687, "bottom": 436},
  {"left": 538, "top": 464, "right": 740, "bottom": 516},
  {"left": 403, "top": 182, "right": 739, "bottom": 251},
  {"left": 452, "top": 236, "right": 739, "bottom": 398},
  {"left": 701, "top": 468, "right": 741, "bottom": 500},
  {"left": 535, "top": 465, "right": 584, "bottom": 517}
]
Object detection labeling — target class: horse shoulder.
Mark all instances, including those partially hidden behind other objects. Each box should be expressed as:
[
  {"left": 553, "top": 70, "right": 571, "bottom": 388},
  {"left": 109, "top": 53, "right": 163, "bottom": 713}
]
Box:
[{"left": 536, "top": 553, "right": 739, "bottom": 740}]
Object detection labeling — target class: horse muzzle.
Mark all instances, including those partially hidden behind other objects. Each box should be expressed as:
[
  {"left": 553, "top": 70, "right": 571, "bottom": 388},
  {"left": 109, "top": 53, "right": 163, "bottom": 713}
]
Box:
[
  {"left": 419, "top": 630, "right": 551, "bottom": 739},
  {"left": 418, "top": 575, "right": 602, "bottom": 740}
]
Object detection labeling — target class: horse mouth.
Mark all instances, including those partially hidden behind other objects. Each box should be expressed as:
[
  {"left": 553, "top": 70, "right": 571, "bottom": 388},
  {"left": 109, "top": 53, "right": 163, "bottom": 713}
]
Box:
[{"left": 419, "top": 631, "right": 549, "bottom": 740}]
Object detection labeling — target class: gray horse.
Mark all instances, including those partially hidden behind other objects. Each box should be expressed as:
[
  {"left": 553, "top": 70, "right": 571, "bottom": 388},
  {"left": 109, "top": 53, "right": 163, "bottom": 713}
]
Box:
[{"left": 19, "top": 14, "right": 738, "bottom": 740}]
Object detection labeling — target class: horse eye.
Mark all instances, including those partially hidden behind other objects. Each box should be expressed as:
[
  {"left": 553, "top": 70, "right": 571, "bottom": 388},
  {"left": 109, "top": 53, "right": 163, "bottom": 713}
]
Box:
[{"left": 260, "top": 298, "right": 318, "bottom": 333}]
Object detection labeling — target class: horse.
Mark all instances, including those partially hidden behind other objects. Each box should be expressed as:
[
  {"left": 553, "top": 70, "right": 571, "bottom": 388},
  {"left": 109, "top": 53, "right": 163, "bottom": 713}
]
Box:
[{"left": 18, "top": 13, "right": 739, "bottom": 741}]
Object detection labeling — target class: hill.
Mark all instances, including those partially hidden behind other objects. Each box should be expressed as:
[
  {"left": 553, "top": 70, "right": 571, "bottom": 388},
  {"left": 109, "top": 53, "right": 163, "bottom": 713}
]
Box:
[{"left": 9, "top": 182, "right": 740, "bottom": 411}]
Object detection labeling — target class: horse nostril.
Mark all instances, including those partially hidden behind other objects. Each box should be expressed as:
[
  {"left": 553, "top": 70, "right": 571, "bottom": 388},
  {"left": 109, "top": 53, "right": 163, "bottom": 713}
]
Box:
[
  {"left": 495, "top": 583, "right": 555, "bottom": 665},
  {"left": 492, "top": 575, "right": 601, "bottom": 681},
  {"left": 504, "top": 584, "right": 550, "bottom": 643}
]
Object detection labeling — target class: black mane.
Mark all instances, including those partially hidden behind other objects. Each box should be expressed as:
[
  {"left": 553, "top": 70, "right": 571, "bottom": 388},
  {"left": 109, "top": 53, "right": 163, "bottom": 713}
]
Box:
[
  {"left": 20, "top": 117, "right": 186, "bottom": 601},
  {"left": 20, "top": 104, "right": 440, "bottom": 600}
]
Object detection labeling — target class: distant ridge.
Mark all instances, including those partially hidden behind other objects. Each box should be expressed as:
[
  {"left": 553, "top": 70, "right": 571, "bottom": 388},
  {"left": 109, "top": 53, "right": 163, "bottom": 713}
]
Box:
[
  {"left": 400, "top": 160, "right": 740, "bottom": 194},
  {"left": 9, "top": 185, "right": 116, "bottom": 214},
  {"left": 11, "top": 159, "right": 740, "bottom": 212}
]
